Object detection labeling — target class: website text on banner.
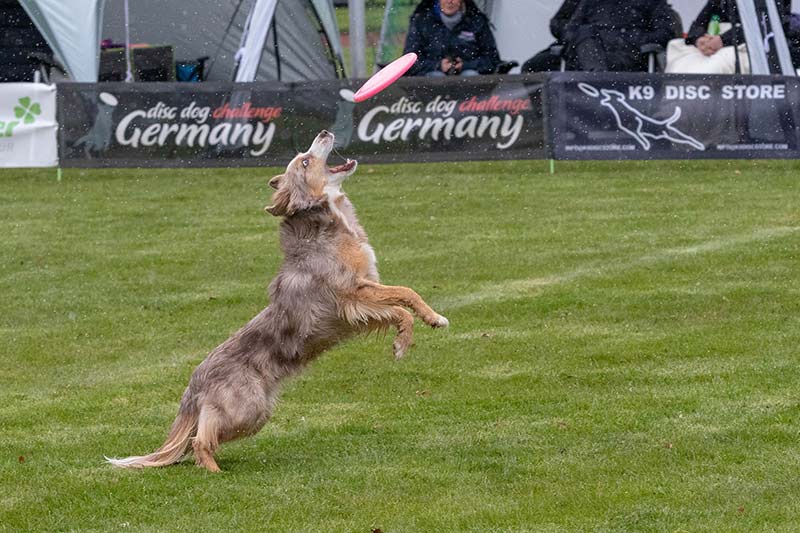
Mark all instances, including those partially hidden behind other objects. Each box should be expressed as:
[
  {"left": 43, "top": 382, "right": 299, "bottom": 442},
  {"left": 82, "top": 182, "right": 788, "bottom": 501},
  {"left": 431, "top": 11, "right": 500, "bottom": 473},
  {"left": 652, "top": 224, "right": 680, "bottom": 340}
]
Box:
[{"left": 0, "top": 83, "right": 57, "bottom": 168}]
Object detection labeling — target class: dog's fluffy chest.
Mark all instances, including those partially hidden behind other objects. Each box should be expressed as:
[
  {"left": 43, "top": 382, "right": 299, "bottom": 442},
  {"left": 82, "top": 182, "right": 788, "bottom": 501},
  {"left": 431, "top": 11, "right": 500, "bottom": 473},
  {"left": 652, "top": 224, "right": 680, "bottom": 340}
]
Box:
[
  {"left": 336, "top": 238, "right": 378, "bottom": 280},
  {"left": 358, "top": 241, "right": 379, "bottom": 281},
  {"left": 327, "top": 187, "right": 379, "bottom": 281}
]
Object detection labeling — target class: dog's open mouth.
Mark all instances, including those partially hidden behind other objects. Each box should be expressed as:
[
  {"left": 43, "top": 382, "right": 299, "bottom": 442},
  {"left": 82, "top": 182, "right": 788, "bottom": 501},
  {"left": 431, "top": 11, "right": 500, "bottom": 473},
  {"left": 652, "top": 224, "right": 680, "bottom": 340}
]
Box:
[{"left": 328, "top": 159, "right": 356, "bottom": 174}]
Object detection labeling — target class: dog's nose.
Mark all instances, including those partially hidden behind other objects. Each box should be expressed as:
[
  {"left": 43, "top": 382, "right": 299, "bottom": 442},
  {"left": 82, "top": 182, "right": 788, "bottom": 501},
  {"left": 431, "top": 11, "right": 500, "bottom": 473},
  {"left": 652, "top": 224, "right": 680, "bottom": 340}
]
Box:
[{"left": 319, "top": 130, "right": 331, "bottom": 137}]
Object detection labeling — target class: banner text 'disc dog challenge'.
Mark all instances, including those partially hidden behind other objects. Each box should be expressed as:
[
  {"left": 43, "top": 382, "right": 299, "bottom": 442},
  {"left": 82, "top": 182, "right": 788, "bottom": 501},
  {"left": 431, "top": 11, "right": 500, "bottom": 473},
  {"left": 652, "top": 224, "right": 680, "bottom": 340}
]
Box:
[
  {"left": 115, "top": 100, "right": 281, "bottom": 156},
  {"left": 357, "top": 94, "right": 530, "bottom": 150}
]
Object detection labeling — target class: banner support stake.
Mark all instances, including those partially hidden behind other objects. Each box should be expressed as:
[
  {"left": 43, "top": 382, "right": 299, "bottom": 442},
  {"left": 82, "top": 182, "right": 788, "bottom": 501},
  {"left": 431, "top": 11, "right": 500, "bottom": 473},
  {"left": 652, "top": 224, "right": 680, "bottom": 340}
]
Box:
[
  {"left": 57, "top": 167, "right": 62, "bottom": 182},
  {"left": 549, "top": 159, "right": 555, "bottom": 175}
]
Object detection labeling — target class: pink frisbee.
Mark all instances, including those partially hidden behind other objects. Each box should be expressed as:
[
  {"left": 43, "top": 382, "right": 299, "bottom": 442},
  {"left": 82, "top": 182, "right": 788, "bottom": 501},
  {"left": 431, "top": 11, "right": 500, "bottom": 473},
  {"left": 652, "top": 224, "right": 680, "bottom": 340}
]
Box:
[{"left": 353, "top": 53, "right": 417, "bottom": 103}]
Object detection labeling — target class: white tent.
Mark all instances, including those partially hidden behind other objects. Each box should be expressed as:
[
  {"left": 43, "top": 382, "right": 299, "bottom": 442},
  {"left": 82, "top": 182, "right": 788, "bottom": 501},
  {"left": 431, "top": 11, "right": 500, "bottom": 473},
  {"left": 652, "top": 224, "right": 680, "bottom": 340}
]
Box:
[
  {"left": 17, "top": 0, "right": 344, "bottom": 82},
  {"left": 18, "top": 0, "right": 105, "bottom": 81}
]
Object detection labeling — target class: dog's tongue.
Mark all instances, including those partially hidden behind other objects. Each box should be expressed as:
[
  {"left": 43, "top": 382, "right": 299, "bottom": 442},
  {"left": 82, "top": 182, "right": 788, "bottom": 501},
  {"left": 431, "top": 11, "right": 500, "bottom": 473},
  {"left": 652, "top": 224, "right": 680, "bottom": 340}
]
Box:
[{"left": 329, "top": 159, "right": 355, "bottom": 173}]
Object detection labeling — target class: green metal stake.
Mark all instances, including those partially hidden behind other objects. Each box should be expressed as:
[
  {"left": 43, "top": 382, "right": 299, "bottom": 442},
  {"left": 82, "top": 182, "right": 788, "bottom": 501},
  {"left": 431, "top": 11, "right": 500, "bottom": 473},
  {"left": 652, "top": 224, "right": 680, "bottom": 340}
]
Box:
[
  {"left": 57, "top": 167, "right": 62, "bottom": 182},
  {"left": 549, "top": 159, "right": 555, "bottom": 175}
]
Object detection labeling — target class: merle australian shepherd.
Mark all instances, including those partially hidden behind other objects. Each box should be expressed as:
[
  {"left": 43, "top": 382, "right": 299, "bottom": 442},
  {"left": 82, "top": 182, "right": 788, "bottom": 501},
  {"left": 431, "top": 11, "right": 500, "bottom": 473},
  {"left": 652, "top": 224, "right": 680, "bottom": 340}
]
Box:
[{"left": 107, "top": 130, "right": 449, "bottom": 472}]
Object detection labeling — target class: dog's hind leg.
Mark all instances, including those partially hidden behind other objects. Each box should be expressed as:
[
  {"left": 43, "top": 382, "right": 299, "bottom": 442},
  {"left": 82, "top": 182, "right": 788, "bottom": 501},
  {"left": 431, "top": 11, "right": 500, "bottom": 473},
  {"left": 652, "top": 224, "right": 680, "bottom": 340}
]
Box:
[
  {"left": 352, "top": 305, "right": 415, "bottom": 359},
  {"left": 389, "top": 307, "right": 415, "bottom": 359},
  {"left": 193, "top": 406, "right": 222, "bottom": 473},
  {"left": 371, "top": 306, "right": 415, "bottom": 358},
  {"left": 354, "top": 281, "right": 449, "bottom": 329}
]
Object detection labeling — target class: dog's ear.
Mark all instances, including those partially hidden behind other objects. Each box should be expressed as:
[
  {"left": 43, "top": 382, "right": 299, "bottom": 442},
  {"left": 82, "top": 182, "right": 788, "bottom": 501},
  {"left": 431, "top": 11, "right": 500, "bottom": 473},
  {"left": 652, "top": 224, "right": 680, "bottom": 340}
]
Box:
[
  {"left": 265, "top": 186, "right": 291, "bottom": 217},
  {"left": 268, "top": 174, "right": 283, "bottom": 190},
  {"left": 265, "top": 183, "right": 327, "bottom": 217}
]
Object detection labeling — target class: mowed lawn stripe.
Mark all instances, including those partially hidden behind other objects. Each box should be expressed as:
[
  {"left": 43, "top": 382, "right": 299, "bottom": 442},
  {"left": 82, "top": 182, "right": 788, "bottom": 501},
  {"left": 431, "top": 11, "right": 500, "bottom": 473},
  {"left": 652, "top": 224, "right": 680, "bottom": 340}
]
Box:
[{"left": 441, "top": 225, "right": 800, "bottom": 310}]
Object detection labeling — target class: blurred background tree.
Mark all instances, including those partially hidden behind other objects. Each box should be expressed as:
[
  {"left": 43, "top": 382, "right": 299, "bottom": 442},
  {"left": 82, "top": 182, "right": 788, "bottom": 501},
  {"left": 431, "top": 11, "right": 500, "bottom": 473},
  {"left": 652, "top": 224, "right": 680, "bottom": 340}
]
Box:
[{"left": 335, "top": 0, "right": 414, "bottom": 74}]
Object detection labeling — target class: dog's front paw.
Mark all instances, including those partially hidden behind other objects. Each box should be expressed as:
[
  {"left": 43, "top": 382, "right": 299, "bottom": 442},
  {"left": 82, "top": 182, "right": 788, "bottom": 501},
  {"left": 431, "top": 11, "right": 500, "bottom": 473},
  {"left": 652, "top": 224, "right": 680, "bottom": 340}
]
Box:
[{"left": 431, "top": 314, "right": 449, "bottom": 329}]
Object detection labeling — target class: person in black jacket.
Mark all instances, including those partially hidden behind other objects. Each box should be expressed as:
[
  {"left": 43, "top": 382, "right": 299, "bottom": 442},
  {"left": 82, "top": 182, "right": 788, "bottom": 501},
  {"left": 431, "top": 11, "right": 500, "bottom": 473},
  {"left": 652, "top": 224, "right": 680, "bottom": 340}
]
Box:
[
  {"left": 687, "top": 0, "right": 790, "bottom": 57},
  {"left": 561, "top": 0, "right": 675, "bottom": 71},
  {"left": 521, "top": 0, "right": 580, "bottom": 73},
  {"left": 403, "top": 0, "right": 500, "bottom": 77}
]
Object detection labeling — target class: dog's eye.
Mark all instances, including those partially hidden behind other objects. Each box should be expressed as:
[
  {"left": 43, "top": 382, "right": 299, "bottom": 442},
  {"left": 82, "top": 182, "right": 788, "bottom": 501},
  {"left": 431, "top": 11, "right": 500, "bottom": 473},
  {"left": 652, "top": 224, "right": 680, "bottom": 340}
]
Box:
[{"left": 302, "top": 159, "right": 309, "bottom": 168}]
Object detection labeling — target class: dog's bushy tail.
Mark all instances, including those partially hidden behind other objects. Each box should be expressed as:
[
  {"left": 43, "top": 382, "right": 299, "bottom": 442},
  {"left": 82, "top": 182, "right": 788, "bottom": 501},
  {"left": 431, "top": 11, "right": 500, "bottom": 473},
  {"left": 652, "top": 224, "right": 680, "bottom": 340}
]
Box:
[{"left": 106, "top": 396, "right": 198, "bottom": 469}]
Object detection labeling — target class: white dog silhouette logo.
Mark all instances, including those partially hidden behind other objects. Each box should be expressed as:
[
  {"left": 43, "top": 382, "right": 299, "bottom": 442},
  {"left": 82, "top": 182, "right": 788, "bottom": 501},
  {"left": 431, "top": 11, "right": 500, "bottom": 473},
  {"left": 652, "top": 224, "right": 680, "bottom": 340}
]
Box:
[
  {"left": 578, "top": 83, "right": 705, "bottom": 151},
  {"left": 74, "top": 91, "right": 119, "bottom": 157}
]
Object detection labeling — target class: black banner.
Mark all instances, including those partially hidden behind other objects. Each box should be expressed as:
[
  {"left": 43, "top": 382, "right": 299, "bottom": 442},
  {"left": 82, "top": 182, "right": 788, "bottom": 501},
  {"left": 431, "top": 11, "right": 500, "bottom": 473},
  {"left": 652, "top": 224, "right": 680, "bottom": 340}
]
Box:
[
  {"left": 58, "top": 82, "right": 293, "bottom": 167},
  {"left": 57, "top": 75, "right": 546, "bottom": 167},
  {"left": 309, "top": 75, "right": 546, "bottom": 164},
  {"left": 547, "top": 72, "right": 800, "bottom": 160},
  {"left": 56, "top": 73, "right": 800, "bottom": 166}
]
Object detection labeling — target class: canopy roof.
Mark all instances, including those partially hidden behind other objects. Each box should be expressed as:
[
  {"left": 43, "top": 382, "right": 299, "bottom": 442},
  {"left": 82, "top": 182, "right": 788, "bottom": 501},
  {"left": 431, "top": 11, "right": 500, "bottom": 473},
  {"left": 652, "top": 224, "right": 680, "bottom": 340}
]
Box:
[{"left": 19, "top": 0, "right": 344, "bottom": 82}]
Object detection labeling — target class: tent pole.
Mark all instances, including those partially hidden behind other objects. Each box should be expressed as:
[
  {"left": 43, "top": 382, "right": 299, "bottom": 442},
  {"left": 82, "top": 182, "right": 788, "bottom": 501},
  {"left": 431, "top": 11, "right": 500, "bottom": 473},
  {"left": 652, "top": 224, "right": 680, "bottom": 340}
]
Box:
[
  {"left": 348, "top": 0, "right": 367, "bottom": 78},
  {"left": 736, "top": 0, "right": 770, "bottom": 74},
  {"left": 123, "top": 0, "right": 133, "bottom": 81},
  {"left": 272, "top": 15, "right": 281, "bottom": 81}
]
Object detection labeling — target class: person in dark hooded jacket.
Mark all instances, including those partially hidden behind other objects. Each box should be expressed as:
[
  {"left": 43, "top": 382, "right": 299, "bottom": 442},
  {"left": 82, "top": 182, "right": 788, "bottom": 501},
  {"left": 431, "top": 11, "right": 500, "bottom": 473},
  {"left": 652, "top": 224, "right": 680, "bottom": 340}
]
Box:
[
  {"left": 403, "top": 0, "right": 500, "bottom": 76},
  {"left": 562, "top": 0, "right": 675, "bottom": 71}
]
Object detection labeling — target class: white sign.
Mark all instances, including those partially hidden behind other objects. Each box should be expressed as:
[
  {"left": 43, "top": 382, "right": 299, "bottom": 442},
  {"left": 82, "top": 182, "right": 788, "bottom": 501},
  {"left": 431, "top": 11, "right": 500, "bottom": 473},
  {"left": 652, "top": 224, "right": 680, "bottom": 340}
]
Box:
[{"left": 0, "top": 83, "right": 58, "bottom": 168}]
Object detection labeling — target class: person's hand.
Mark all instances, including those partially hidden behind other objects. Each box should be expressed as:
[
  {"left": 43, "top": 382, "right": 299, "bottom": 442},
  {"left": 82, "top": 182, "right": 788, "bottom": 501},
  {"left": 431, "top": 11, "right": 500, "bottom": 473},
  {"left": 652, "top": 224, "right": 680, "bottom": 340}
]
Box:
[
  {"left": 704, "top": 35, "right": 723, "bottom": 55},
  {"left": 695, "top": 35, "right": 711, "bottom": 54},
  {"left": 697, "top": 34, "right": 723, "bottom": 56},
  {"left": 453, "top": 57, "right": 463, "bottom": 73},
  {"left": 440, "top": 57, "right": 453, "bottom": 73}
]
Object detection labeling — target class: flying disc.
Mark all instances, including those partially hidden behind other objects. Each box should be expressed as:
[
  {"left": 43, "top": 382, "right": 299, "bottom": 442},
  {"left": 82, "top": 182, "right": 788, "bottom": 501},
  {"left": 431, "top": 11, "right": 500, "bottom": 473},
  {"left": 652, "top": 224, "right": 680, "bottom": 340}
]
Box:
[{"left": 353, "top": 53, "right": 417, "bottom": 103}]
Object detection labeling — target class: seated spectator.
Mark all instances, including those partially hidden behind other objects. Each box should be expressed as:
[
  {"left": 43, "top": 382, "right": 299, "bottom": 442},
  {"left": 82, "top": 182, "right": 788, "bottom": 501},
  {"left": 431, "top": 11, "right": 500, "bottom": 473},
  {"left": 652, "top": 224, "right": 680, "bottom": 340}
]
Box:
[
  {"left": 666, "top": 0, "right": 790, "bottom": 74},
  {"left": 788, "top": 12, "right": 800, "bottom": 68},
  {"left": 403, "top": 0, "right": 500, "bottom": 77},
  {"left": 521, "top": 0, "right": 580, "bottom": 73},
  {"left": 560, "top": 0, "right": 676, "bottom": 72}
]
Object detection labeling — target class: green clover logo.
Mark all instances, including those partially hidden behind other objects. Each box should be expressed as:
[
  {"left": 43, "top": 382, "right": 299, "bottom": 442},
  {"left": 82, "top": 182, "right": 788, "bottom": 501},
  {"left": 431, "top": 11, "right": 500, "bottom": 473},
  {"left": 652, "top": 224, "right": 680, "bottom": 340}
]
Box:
[{"left": 14, "top": 97, "right": 41, "bottom": 125}]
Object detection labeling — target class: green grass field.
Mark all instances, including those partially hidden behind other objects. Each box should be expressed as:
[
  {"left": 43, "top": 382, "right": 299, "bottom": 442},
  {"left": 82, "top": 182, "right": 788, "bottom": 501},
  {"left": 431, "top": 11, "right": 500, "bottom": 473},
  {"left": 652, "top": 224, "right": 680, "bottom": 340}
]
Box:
[{"left": 2, "top": 160, "right": 799, "bottom": 532}]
